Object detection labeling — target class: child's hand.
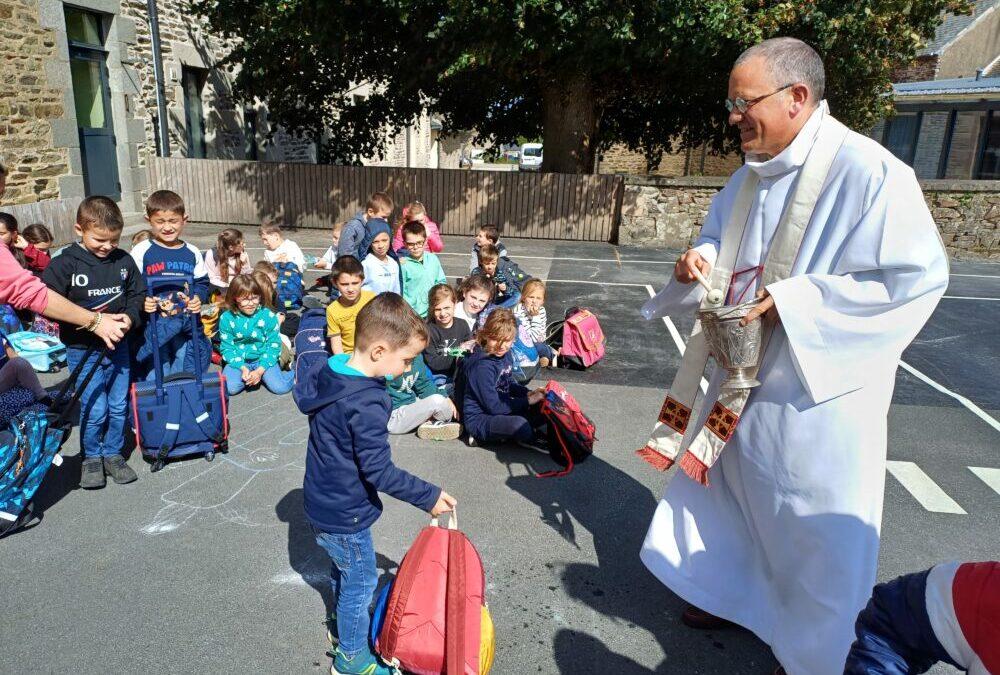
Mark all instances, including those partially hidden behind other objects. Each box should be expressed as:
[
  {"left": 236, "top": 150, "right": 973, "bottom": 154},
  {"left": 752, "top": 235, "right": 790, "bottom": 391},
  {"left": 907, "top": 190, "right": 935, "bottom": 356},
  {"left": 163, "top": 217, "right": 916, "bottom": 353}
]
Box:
[
  {"left": 14, "top": 234, "right": 28, "bottom": 249},
  {"left": 459, "top": 339, "right": 476, "bottom": 352},
  {"left": 184, "top": 294, "right": 202, "bottom": 314},
  {"left": 528, "top": 390, "right": 545, "bottom": 405},
  {"left": 240, "top": 366, "right": 251, "bottom": 383},
  {"left": 315, "top": 260, "right": 329, "bottom": 269},
  {"left": 246, "top": 367, "right": 264, "bottom": 386},
  {"left": 430, "top": 491, "right": 457, "bottom": 517},
  {"left": 144, "top": 296, "right": 158, "bottom": 313}
]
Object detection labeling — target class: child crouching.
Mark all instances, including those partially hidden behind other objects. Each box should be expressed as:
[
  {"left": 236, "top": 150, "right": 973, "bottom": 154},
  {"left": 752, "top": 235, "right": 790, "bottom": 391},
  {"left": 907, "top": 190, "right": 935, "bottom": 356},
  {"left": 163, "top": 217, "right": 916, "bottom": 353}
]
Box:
[
  {"left": 455, "top": 308, "right": 547, "bottom": 449},
  {"left": 218, "top": 274, "right": 293, "bottom": 396},
  {"left": 386, "top": 352, "right": 460, "bottom": 440},
  {"left": 297, "top": 293, "right": 456, "bottom": 675}
]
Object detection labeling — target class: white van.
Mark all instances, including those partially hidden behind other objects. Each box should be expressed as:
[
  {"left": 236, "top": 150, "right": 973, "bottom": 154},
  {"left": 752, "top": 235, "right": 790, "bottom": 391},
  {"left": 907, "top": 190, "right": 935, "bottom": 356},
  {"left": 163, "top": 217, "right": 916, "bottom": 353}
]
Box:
[{"left": 518, "top": 143, "right": 543, "bottom": 171}]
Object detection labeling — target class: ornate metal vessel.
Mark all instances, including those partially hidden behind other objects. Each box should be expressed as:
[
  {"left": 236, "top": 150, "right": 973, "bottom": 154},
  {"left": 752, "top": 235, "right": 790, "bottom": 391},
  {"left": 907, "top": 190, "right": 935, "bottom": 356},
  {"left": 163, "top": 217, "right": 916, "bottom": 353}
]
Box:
[{"left": 698, "top": 299, "right": 764, "bottom": 390}]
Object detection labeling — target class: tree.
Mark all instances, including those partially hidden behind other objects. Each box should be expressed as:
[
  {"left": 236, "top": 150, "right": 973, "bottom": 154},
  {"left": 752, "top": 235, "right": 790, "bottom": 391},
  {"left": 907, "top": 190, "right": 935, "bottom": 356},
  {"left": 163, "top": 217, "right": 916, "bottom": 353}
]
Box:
[{"left": 195, "top": 0, "right": 970, "bottom": 173}]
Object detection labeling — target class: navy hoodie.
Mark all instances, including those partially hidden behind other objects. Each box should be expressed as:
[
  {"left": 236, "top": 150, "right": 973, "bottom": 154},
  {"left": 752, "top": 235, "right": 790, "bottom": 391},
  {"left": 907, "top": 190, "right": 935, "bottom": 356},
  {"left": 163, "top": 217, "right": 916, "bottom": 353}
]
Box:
[
  {"left": 297, "top": 354, "right": 440, "bottom": 534},
  {"left": 454, "top": 345, "right": 529, "bottom": 441}
]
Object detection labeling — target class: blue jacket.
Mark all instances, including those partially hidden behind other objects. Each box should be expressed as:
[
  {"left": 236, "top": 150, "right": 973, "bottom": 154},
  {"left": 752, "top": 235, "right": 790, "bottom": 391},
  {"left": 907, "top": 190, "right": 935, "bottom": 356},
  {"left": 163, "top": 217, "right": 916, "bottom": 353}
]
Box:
[
  {"left": 454, "top": 346, "right": 529, "bottom": 440},
  {"left": 337, "top": 211, "right": 367, "bottom": 259},
  {"left": 297, "top": 354, "right": 440, "bottom": 534},
  {"left": 357, "top": 217, "right": 397, "bottom": 264}
]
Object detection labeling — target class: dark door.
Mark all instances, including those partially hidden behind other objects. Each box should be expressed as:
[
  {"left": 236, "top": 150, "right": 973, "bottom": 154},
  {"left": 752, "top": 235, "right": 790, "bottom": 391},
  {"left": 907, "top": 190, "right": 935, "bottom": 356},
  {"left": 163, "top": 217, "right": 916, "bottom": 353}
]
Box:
[{"left": 67, "top": 8, "right": 120, "bottom": 201}]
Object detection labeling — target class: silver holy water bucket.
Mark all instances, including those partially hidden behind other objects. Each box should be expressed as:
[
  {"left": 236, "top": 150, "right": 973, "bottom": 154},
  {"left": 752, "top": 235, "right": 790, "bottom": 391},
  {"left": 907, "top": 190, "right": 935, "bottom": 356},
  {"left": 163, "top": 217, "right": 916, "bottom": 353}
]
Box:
[{"left": 698, "top": 298, "right": 764, "bottom": 390}]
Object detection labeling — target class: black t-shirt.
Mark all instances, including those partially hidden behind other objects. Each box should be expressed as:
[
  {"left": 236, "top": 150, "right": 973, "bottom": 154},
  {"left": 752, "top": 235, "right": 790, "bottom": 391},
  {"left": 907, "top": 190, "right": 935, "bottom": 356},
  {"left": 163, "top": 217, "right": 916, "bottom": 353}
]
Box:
[{"left": 423, "top": 319, "right": 473, "bottom": 375}]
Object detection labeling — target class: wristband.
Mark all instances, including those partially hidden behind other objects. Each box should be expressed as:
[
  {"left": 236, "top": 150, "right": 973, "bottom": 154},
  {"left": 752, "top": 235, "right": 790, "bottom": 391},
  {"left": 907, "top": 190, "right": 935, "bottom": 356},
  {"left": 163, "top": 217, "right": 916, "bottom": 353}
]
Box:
[{"left": 85, "top": 312, "right": 102, "bottom": 332}]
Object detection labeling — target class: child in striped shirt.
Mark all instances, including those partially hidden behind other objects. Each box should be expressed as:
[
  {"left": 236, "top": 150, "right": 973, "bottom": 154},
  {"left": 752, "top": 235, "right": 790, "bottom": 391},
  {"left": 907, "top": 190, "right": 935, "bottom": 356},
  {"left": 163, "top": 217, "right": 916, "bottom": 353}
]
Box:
[{"left": 513, "top": 279, "right": 558, "bottom": 368}]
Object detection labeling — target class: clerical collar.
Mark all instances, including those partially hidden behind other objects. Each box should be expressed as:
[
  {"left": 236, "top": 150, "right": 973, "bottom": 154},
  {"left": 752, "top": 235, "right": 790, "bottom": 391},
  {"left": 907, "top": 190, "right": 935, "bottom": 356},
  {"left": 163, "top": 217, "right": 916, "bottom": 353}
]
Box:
[{"left": 744, "top": 100, "right": 828, "bottom": 178}]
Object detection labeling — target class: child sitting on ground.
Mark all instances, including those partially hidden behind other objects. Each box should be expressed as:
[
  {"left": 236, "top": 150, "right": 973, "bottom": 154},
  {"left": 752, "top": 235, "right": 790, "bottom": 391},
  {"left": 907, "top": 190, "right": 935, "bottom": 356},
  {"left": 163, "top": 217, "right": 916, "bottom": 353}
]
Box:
[
  {"left": 326, "top": 256, "right": 375, "bottom": 354},
  {"left": 339, "top": 192, "right": 393, "bottom": 260},
  {"left": 0, "top": 330, "right": 51, "bottom": 406},
  {"left": 42, "top": 196, "right": 145, "bottom": 489},
  {"left": 205, "top": 228, "right": 252, "bottom": 293},
  {"left": 360, "top": 220, "right": 400, "bottom": 295},
  {"left": 514, "top": 279, "right": 558, "bottom": 368},
  {"left": 468, "top": 224, "right": 508, "bottom": 272},
  {"left": 454, "top": 308, "right": 547, "bottom": 449},
  {"left": 218, "top": 274, "right": 293, "bottom": 396},
  {"left": 471, "top": 244, "right": 519, "bottom": 308},
  {"left": 386, "top": 352, "right": 460, "bottom": 440},
  {"left": 16, "top": 223, "right": 54, "bottom": 274},
  {"left": 260, "top": 221, "right": 305, "bottom": 273},
  {"left": 392, "top": 201, "right": 443, "bottom": 254},
  {"left": 314, "top": 222, "right": 343, "bottom": 271},
  {"left": 296, "top": 293, "right": 456, "bottom": 675},
  {"left": 454, "top": 274, "right": 494, "bottom": 331},
  {"left": 131, "top": 229, "right": 152, "bottom": 247},
  {"left": 424, "top": 284, "right": 474, "bottom": 386},
  {"left": 399, "top": 221, "right": 446, "bottom": 319}
]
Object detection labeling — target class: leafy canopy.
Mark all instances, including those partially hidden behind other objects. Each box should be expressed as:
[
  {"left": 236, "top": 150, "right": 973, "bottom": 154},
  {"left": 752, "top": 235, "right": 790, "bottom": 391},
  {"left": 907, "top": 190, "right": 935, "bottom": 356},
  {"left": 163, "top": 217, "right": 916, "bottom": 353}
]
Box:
[{"left": 194, "top": 0, "right": 970, "bottom": 169}]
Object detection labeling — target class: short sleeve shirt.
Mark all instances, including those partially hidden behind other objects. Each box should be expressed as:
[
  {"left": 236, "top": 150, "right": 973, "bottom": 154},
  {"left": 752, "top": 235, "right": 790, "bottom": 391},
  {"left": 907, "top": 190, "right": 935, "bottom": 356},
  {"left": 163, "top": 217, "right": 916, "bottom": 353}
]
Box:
[{"left": 326, "top": 290, "right": 375, "bottom": 353}]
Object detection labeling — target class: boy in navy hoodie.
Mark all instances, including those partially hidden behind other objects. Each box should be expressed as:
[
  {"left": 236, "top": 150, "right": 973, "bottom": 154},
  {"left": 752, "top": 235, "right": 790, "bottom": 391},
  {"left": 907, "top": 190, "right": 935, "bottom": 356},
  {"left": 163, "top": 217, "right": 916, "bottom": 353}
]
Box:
[{"left": 297, "top": 293, "right": 456, "bottom": 675}]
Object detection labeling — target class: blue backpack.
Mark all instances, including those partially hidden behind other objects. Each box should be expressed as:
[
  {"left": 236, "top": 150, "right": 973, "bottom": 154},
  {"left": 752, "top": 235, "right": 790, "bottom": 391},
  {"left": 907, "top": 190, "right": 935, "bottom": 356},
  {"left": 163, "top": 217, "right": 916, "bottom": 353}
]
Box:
[
  {"left": 274, "top": 262, "right": 304, "bottom": 311},
  {"left": 5, "top": 330, "right": 66, "bottom": 372},
  {"left": 0, "top": 347, "right": 103, "bottom": 537},
  {"left": 0, "top": 304, "right": 21, "bottom": 335},
  {"left": 293, "top": 308, "right": 329, "bottom": 408}
]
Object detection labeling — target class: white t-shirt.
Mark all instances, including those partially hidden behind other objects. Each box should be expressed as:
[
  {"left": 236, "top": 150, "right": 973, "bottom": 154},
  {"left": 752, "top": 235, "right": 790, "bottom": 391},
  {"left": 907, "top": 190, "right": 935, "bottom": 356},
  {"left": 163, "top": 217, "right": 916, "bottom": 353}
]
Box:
[
  {"left": 361, "top": 254, "right": 401, "bottom": 295},
  {"left": 453, "top": 302, "right": 479, "bottom": 331},
  {"left": 264, "top": 239, "right": 305, "bottom": 272}
]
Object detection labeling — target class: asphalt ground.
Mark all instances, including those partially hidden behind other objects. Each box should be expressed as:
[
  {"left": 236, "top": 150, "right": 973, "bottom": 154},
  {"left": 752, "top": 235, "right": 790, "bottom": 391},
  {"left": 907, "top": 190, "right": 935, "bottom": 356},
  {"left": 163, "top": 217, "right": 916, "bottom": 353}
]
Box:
[{"left": 1, "top": 226, "right": 997, "bottom": 675}]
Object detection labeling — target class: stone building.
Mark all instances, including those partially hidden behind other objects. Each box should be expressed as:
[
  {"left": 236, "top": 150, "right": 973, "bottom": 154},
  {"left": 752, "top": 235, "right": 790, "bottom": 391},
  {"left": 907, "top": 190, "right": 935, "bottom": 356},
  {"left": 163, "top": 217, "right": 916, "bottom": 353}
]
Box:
[
  {"left": 597, "top": 142, "right": 742, "bottom": 178},
  {"left": 871, "top": 0, "right": 1000, "bottom": 179},
  {"left": 0, "top": 0, "right": 444, "bottom": 222}
]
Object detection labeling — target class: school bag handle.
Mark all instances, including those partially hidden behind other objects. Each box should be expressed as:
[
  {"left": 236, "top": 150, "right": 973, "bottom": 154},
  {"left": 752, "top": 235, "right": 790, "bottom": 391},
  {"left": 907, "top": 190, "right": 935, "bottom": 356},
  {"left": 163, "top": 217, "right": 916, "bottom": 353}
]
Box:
[{"left": 430, "top": 505, "right": 458, "bottom": 530}]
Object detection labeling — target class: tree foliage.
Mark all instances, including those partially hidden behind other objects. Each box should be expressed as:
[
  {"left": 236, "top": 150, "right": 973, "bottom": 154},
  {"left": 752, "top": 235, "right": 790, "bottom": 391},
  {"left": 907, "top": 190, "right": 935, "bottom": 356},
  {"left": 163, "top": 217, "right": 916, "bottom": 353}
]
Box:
[{"left": 194, "top": 0, "right": 971, "bottom": 172}]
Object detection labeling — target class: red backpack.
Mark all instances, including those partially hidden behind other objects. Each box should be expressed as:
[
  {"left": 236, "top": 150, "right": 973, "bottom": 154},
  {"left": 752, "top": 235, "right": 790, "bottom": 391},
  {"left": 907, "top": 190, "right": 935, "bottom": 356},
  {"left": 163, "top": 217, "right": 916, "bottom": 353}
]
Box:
[
  {"left": 373, "top": 511, "right": 495, "bottom": 674},
  {"left": 538, "top": 380, "right": 596, "bottom": 478},
  {"left": 548, "top": 308, "right": 605, "bottom": 369}
]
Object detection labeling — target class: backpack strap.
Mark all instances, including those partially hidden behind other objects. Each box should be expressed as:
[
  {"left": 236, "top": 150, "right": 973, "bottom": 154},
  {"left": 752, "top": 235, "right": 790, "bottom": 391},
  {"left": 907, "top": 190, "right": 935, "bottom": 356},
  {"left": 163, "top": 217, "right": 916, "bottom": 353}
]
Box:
[
  {"left": 181, "top": 381, "right": 225, "bottom": 443},
  {"left": 445, "top": 530, "right": 468, "bottom": 675}
]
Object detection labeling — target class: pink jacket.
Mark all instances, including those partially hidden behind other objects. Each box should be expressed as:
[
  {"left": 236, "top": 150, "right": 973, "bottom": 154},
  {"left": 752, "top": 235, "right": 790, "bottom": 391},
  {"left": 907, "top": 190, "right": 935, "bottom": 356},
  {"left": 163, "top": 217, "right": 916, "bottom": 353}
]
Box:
[
  {"left": 392, "top": 218, "right": 444, "bottom": 253},
  {"left": 0, "top": 245, "right": 48, "bottom": 313}
]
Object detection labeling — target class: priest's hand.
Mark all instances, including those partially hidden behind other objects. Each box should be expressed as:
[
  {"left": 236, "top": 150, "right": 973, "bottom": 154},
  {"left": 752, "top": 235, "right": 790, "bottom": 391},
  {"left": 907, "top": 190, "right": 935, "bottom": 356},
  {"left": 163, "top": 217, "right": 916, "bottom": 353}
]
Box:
[
  {"left": 674, "top": 250, "right": 711, "bottom": 284},
  {"left": 741, "top": 289, "right": 777, "bottom": 326}
]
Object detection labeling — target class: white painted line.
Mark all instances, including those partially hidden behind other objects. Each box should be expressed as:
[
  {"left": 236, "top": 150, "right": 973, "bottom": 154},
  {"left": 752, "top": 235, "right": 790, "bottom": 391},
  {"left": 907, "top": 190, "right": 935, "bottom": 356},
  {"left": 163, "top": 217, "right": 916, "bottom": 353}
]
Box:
[
  {"left": 968, "top": 467, "right": 1000, "bottom": 497},
  {"left": 949, "top": 273, "right": 1000, "bottom": 279},
  {"left": 886, "top": 461, "right": 967, "bottom": 514},
  {"left": 941, "top": 295, "right": 1000, "bottom": 301},
  {"left": 645, "top": 285, "right": 709, "bottom": 394},
  {"left": 898, "top": 361, "right": 1000, "bottom": 434}
]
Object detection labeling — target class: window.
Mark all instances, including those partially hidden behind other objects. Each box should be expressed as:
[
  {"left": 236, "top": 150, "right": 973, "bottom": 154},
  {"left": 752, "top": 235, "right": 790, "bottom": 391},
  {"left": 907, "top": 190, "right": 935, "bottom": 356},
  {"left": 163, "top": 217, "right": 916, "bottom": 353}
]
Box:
[
  {"left": 882, "top": 113, "right": 921, "bottom": 165},
  {"left": 182, "top": 67, "right": 207, "bottom": 159},
  {"left": 977, "top": 110, "right": 1000, "bottom": 179},
  {"left": 65, "top": 8, "right": 103, "bottom": 46},
  {"left": 244, "top": 107, "right": 258, "bottom": 161},
  {"left": 942, "top": 111, "right": 987, "bottom": 179}
]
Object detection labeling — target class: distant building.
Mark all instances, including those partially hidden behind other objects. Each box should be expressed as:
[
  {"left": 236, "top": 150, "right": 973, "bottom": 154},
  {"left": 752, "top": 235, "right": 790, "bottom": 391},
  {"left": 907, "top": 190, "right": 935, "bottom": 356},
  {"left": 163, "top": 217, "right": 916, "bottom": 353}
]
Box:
[{"left": 871, "top": 0, "right": 1000, "bottom": 179}]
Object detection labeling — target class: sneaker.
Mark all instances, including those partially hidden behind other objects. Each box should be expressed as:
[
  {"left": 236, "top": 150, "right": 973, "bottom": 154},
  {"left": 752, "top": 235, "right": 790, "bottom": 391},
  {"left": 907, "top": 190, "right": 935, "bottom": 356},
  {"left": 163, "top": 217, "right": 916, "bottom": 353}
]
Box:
[
  {"left": 517, "top": 435, "right": 550, "bottom": 453},
  {"left": 551, "top": 353, "right": 559, "bottom": 368},
  {"left": 103, "top": 455, "right": 138, "bottom": 484},
  {"left": 326, "top": 614, "right": 338, "bottom": 646},
  {"left": 538, "top": 357, "right": 550, "bottom": 368},
  {"left": 416, "top": 420, "right": 461, "bottom": 441},
  {"left": 331, "top": 648, "right": 399, "bottom": 675},
  {"left": 302, "top": 295, "right": 328, "bottom": 310},
  {"left": 80, "top": 457, "right": 106, "bottom": 489},
  {"left": 465, "top": 435, "right": 477, "bottom": 447}
]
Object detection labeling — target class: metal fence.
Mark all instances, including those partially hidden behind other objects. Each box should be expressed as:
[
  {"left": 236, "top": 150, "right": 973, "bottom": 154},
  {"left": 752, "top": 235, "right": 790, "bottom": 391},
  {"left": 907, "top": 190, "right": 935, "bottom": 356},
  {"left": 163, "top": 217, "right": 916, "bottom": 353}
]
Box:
[{"left": 146, "top": 158, "right": 624, "bottom": 242}]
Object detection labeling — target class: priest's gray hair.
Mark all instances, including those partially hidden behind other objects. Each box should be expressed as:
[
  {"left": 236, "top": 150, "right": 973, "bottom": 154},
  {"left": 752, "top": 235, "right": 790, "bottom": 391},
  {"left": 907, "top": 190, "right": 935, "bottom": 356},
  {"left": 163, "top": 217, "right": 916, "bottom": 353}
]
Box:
[{"left": 735, "top": 37, "right": 825, "bottom": 103}]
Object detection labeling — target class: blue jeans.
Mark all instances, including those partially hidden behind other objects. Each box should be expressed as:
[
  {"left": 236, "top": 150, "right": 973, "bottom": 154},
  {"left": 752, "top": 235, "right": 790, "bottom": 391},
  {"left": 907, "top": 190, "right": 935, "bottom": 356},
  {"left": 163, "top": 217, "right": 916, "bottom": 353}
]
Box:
[
  {"left": 494, "top": 289, "right": 521, "bottom": 309},
  {"left": 143, "top": 335, "right": 188, "bottom": 382},
  {"left": 314, "top": 526, "right": 379, "bottom": 659},
  {"left": 67, "top": 344, "right": 131, "bottom": 458},
  {"left": 223, "top": 363, "right": 294, "bottom": 396},
  {"left": 535, "top": 342, "right": 555, "bottom": 361}
]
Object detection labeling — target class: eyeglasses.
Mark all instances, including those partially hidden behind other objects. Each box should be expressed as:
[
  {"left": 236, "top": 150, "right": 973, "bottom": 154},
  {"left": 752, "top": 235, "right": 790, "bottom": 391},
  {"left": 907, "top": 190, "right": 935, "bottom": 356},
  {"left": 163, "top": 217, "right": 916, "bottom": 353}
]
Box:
[
  {"left": 404, "top": 239, "right": 426, "bottom": 248},
  {"left": 725, "top": 83, "right": 794, "bottom": 114}
]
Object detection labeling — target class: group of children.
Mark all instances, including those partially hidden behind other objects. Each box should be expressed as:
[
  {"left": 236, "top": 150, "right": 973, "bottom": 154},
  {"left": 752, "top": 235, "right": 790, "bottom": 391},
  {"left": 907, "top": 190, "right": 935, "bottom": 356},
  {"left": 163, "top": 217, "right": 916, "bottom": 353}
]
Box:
[{"left": 1, "top": 186, "right": 563, "bottom": 675}]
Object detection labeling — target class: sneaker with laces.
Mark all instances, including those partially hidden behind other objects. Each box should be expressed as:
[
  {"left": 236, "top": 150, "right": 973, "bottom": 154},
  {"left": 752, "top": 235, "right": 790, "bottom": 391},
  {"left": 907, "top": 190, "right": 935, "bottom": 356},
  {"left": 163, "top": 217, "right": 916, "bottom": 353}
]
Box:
[
  {"left": 516, "top": 435, "right": 550, "bottom": 453},
  {"left": 80, "top": 457, "right": 106, "bottom": 489},
  {"left": 416, "top": 420, "right": 461, "bottom": 441},
  {"left": 331, "top": 648, "right": 399, "bottom": 675},
  {"left": 103, "top": 455, "right": 138, "bottom": 484}
]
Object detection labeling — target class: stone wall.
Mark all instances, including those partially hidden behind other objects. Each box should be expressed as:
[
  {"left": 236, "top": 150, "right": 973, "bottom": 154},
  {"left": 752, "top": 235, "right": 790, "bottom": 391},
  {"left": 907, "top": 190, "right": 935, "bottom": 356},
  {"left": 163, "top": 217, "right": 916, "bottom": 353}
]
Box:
[
  {"left": 0, "top": 0, "right": 71, "bottom": 204},
  {"left": 598, "top": 142, "right": 742, "bottom": 177},
  {"left": 619, "top": 176, "right": 1000, "bottom": 260}
]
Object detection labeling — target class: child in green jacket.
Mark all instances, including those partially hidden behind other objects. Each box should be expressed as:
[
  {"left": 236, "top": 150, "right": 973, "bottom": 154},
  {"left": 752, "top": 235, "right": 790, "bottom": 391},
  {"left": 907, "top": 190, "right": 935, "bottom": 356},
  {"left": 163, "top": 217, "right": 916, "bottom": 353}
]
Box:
[
  {"left": 219, "top": 274, "right": 294, "bottom": 396},
  {"left": 386, "top": 353, "right": 460, "bottom": 440}
]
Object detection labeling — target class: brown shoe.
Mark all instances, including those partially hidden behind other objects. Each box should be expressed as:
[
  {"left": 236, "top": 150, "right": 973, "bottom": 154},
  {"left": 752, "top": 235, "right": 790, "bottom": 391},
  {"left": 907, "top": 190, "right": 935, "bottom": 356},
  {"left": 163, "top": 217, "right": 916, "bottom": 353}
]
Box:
[{"left": 680, "top": 605, "right": 736, "bottom": 630}]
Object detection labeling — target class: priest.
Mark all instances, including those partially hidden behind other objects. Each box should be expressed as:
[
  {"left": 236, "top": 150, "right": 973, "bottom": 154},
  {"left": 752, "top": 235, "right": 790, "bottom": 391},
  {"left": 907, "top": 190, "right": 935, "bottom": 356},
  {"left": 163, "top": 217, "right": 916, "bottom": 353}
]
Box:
[{"left": 638, "top": 38, "right": 948, "bottom": 674}]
